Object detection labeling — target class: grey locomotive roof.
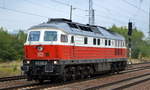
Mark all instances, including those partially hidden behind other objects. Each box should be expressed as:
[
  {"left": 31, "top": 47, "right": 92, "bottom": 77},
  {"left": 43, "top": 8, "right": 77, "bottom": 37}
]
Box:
[{"left": 29, "top": 18, "right": 125, "bottom": 40}]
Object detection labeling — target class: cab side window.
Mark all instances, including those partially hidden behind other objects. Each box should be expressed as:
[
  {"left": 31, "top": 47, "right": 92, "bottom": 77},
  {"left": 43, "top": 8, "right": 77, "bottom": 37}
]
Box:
[{"left": 61, "top": 34, "right": 68, "bottom": 42}]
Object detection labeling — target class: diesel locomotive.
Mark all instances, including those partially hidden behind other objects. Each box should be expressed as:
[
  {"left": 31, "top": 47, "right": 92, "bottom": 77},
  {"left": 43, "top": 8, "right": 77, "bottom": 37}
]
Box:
[{"left": 21, "top": 18, "right": 127, "bottom": 82}]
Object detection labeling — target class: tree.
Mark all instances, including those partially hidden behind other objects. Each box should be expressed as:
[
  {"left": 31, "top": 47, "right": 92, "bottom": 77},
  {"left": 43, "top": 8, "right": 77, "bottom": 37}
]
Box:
[
  {"left": 109, "top": 25, "right": 150, "bottom": 58},
  {"left": 0, "top": 27, "right": 26, "bottom": 61}
]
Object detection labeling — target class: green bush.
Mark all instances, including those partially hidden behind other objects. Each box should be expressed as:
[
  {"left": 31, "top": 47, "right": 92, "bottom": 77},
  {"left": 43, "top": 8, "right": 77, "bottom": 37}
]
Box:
[{"left": 0, "top": 27, "right": 26, "bottom": 62}]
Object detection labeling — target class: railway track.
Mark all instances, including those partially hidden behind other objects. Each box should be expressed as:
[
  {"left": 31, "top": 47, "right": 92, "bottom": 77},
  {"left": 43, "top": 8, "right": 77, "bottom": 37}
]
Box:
[
  {"left": 27, "top": 65, "right": 150, "bottom": 90},
  {"left": 113, "top": 75, "right": 150, "bottom": 90},
  {"left": 0, "top": 82, "right": 39, "bottom": 90},
  {"left": 0, "top": 75, "right": 25, "bottom": 82},
  {"left": 0, "top": 62, "right": 150, "bottom": 90},
  {"left": 86, "top": 73, "right": 150, "bottom": 90}
]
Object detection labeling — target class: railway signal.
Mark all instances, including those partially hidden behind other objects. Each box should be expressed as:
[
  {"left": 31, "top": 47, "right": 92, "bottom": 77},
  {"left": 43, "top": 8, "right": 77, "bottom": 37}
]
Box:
[
  {"left": 128, "top": 21, "right": 133, "bottom": 64},
  {"left": 128, "top": 22, "right": 132, "bottom": 36}
]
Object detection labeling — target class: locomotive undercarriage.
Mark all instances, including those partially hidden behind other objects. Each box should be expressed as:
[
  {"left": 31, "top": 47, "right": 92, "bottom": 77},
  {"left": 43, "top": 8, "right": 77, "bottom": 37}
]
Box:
[
  {"left": 61, "top": 61, "right": 127, "bottom": 82},
  {"left": 22, "top": 59, "right": 127, "bottom": 83}
]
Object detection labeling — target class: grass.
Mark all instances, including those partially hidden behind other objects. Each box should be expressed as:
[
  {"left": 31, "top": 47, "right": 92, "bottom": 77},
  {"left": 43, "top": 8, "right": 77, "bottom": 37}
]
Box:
[
  {"left": 130, "top": 58, "right": 150, "bottom": 64},
  {"left": 0, "top": 60, "right": 22, "bottom": 78}
]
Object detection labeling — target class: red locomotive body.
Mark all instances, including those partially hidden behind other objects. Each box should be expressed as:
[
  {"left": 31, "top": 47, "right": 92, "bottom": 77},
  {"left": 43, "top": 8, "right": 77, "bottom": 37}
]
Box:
[
  {"left": 22, "top": 18, "right": 128, "bottom": 82},
  {"left": 25, "top": 45, "right": 127, "bottom": 60}
]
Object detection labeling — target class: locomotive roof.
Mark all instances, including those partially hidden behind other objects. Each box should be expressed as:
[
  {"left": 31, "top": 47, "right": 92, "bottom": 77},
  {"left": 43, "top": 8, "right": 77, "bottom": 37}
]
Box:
[{"left": 29, "top": 18, "right": 125, "bottom": 40}]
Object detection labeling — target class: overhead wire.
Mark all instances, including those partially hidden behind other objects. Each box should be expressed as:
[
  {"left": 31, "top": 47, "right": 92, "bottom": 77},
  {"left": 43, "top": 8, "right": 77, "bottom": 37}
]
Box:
[
  {"left": 36, "top": 0, "right": 86, "bottom": 19},
  {"left": 96, "top": 13, "right": 127, "bottom": 25},
  {"left": 130, "top": 0, "right": 143, "bottom": 19},
  {"left": 23, "top": 0, "right": 69, "bottom": 16},
  {"left": 24, "top": 0, "right": 86, "bottom": 19},
  {"left": 0, "top": 0, "right": 143, "bottom": 26},
  {"left": 117, "top": 0, "right": 148, "bottom": 23},
  {"left": 0, "top": 1, "right": 94, "bottom": 31},
  {"left": 59, "top": 0, "right": 127, "bottom": 25},
  {"left": 0, "top": 0, "right": 86, "bottom": 21},
  {"left": 0, "top": 6, "right": 49, "bottom": 18},
  {"left": 95, "top": 10, "right": 127, "bottom": 25},
  {"left": 121, "top": 0, "right": 148, "bottom": 14},
  {"left": 89, "top": 1, "right": 127, "bottom": 25},
  {"left": 50, "top": 0, "right": 86, "bottom": 12},
  {"left": 51, "top": 0, "right": 146, "bottom": 23},
  {"left": 95, "top": 0, "right": 147, "bottom": 24},
  {"left": 94, "top": 0, "right": 132, "bottom": 21},
  {"left": 48, "top": 0, "right": 88, "bottom": 19},
  {"left": 94, "top": 0, "right": 131, "bottom": 18},
  {"left": 50, "top": 0, "right": 70, "bottom": 6},
  {"left": 88, "top": 0, "right": 127, "bottom": 24},
  {"left": 0, "top": 0, "right": 148, "bottom": 35},
  {"left": 120, "top": 0, "right": 149, "bottom": 36}
]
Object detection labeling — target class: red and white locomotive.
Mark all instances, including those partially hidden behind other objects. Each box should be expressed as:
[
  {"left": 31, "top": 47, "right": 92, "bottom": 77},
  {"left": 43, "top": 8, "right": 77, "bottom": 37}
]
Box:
[{"left": 22, "top": 18, "right": 128, "bottom": 82}]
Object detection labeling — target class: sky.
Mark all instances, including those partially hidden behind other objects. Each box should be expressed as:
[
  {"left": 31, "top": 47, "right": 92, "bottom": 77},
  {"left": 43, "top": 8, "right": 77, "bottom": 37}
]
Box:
[{"left": 0, "top": 0, "right": 149, "bottom": 37}]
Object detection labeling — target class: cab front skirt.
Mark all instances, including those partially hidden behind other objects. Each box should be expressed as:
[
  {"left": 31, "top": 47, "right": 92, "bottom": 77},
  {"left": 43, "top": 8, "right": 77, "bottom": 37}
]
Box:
[{"left": 22, "top": 60, "right": 62, "bottom": 80}]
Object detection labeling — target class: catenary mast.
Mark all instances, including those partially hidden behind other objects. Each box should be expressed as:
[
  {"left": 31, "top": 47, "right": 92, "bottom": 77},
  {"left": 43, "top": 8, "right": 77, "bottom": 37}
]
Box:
[
  {"left": 148, "top": 8, "right": 150, "bottom": 38},
  {"left": 89, "top": 0, "right": 95, "bottom": 25}
]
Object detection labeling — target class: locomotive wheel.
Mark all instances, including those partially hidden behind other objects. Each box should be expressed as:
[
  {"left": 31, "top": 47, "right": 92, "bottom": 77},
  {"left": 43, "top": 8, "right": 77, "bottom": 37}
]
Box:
[
  {"left": 53, "top": 76, "right": 65, "bottom": 83},
  {"left": 88, "top": 66, "right": 94, "bottom": 77},
  {"left": 71, "top": 67, "right": 76, "bottom": 80},
  {"left": 50, "top": 77, "right": 56, "bottom": 83},
  {"left": 38, "top": 79, "right": 44, "bottom": 83},
  {"left": 80, "top": 66, "right": 85, "bottom": 79},
  {"left": 87, "top": 66, "right": 91, "bottom": 78},
  {"left": 63, "top": 69, "right": 67, "bottom": 82},
  {"left": 83, "top": 66, "right": 88, "bottom": 78},
  {"left": 76, "top": 66, "right": 81, "bottom": 79},
  {"left": 116, "top": 63, "right": 120, "bottom": 74},
  {"left": 111, "top": 63, "right": 116, "bottom": 74},
  {"left": 114, "top": 63, "right": 119, "bottom": 74},
  {"left": 63, "top": 67, "right": 71, "bottom": 81}
]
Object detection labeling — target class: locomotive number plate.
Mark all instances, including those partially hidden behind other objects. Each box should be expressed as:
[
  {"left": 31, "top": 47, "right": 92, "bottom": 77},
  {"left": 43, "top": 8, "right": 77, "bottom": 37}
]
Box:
[{"left": 37, "top": 52, "right": 44, "bottom": 57}]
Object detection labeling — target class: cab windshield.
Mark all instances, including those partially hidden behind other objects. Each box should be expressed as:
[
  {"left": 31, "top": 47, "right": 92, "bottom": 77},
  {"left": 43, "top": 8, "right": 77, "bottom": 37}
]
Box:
[
  {"left": 44, "top": 31, "right": 57, "bottom": 41},
  {"left": 28, "top": 31, "right": 40, "bottom": 41}
]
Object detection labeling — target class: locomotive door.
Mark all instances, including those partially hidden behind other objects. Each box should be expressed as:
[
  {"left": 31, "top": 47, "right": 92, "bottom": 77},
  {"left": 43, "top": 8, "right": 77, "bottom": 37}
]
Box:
[{"left": 71, "top": 36, "right": 75, "bottom": 58}]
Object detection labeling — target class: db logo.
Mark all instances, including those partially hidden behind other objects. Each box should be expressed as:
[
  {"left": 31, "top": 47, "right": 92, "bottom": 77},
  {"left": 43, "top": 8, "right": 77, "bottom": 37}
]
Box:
[{"left": 37, "top": 52, "right": 44, "bottom": 57}]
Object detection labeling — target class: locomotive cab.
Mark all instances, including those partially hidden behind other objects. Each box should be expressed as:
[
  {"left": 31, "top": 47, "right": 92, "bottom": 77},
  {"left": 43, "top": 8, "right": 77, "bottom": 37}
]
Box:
[
  {"left": 22, "top": 29, "right": 68, "bottom": 81},
  {"left": 24, "top": 29, "right": 64, "bottom": 60}
]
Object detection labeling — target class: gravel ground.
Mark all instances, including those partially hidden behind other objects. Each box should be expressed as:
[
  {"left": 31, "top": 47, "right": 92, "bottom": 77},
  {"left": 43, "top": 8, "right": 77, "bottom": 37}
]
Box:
[
  {"left": 0, "top": 63, "right": 150, "bottom": 90},
  {"left": 128, "top": 63, "right": 150, "bottom": 69},
  {"left": 45, "top": 69, "right": 150, "bottom": 90},
  {"left": 0, "top": 79, "right": 34, "bottom": 89},
  {"left": 124, "top": 79, "right": 150, "bottom": 90}
]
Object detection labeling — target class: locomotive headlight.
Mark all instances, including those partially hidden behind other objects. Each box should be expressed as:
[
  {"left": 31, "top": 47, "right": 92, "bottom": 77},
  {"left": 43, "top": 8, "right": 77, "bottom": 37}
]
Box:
[
  {"left": 54, "top": 61, "right": 58, "bottom": 64},
  {"left": 27, "top": 61, "right": 30, "bottom": 64},
  {"left": 37, "top": 46, "right": 44, "bottom": 51}
]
